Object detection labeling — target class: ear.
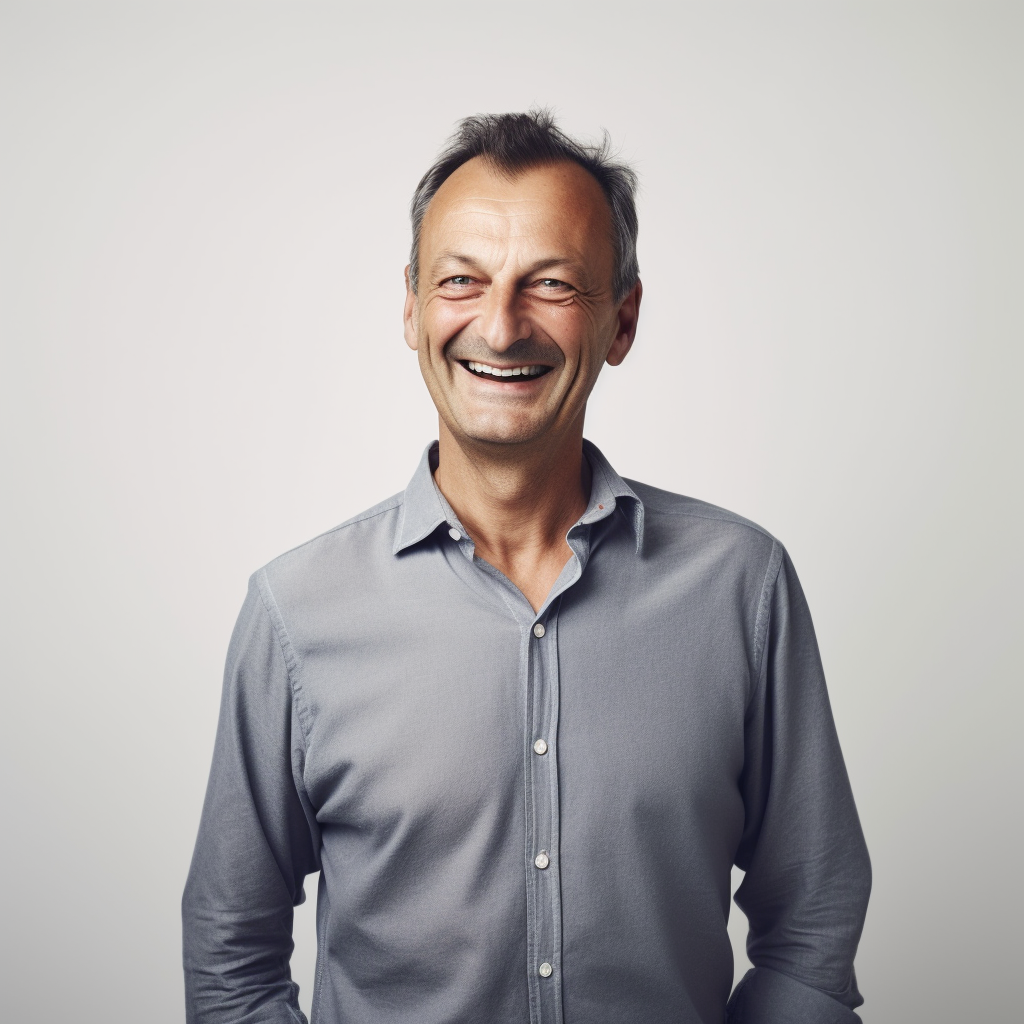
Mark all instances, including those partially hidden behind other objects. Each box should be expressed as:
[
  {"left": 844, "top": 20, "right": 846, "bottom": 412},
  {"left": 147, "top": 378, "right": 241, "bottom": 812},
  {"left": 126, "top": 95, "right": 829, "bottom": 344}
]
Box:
[
  {"left": 403, "top": 265, "right": 419, "bottom": 351},
  {"left": 605, "top": 280, "right": 642, "bottom": 367}
]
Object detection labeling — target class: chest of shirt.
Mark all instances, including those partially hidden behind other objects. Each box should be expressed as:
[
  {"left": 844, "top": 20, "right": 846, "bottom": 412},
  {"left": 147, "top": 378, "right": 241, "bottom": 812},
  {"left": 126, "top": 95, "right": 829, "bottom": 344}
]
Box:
[{"left": 285, "top": 531, "right": 757, "bottom": 841}]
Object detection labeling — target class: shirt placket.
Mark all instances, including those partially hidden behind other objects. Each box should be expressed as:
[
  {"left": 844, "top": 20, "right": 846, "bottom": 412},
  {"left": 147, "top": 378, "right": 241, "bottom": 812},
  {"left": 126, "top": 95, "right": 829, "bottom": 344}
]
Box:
[
  {"left": 437, "top": 497, "right": 606, "bottom": 1024},
  {"left": 525, "top": 606, "right": 563, "bottom": 1024}
]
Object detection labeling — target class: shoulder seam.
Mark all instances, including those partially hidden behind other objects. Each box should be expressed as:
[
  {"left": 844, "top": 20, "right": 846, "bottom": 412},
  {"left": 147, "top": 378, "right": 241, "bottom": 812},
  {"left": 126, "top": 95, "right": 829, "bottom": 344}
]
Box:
[
  {"left": 253, "top": 568, "right": 315, "bottom": 743},
  {"left": 624, "top": 480, "right": 776, "bottom": 542},
  {"left": 264, "top": 494, "right": 404, "bottom": 565},
  {"left": 749, "top": 539, "right": 785, "bottom": 709},
  {"left": 646, "top": 503, "right": 776, "bottom": 542}
]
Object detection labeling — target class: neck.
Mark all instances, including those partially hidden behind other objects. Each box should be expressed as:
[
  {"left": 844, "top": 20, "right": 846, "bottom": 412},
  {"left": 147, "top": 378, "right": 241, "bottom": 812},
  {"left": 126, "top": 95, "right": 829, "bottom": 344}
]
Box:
[{"left": 433, "top": 420, "right": 592, "bottom": 611}]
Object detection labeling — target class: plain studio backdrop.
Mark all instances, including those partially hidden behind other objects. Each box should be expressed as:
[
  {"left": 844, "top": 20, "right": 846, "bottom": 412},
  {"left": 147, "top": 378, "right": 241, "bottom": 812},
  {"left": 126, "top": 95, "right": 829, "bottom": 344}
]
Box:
[{"left": 1, "top": 2, "right": 1020, "bottom": 1021}]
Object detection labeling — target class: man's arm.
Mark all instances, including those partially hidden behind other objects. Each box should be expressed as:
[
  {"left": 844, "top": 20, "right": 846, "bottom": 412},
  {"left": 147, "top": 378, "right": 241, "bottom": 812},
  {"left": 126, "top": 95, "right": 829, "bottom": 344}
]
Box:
[
  {"left": 182, "top": 572, "right": 321, "bottom": 1024},
  {"left": 728, "top": 546, "right": 871, "bottom": 1024}
]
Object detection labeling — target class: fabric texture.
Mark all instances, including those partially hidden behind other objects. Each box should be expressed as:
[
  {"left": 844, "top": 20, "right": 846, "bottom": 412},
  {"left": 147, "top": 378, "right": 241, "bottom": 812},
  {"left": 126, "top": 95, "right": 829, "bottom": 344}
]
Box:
[{"left": 182, "top": 440, "right": 871, "bottom": 1024}]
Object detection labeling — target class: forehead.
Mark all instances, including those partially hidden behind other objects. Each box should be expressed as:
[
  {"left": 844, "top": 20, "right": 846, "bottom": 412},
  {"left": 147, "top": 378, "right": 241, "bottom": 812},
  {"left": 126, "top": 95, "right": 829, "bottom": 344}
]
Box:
[{"left": 421, "top": 157, "right": 612, "bottom": 259}]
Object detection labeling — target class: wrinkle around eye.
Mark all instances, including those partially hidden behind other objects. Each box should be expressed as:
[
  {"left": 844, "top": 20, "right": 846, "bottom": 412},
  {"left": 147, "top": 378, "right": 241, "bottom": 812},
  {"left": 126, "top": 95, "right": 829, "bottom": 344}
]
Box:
[{"left": 530, "top": 285, "right": 578, "bottom": 305}]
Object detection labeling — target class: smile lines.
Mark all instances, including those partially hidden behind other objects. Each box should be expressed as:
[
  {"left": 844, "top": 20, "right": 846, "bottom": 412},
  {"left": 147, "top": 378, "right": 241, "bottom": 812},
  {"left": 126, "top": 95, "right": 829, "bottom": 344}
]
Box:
[{"left": 462, "top": 360, "right": 551, "bottom": 380}]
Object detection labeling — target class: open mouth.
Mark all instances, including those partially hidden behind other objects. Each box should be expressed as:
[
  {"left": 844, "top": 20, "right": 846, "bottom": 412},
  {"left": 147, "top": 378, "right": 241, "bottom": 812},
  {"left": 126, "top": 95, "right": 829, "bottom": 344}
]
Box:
[{"left": 460, "top": 360, "right": 552, "bottom": 381}]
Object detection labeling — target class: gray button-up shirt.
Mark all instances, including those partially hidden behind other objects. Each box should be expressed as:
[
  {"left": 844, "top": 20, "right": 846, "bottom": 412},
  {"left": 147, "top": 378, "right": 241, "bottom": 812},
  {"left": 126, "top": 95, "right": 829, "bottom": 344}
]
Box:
[{"left": 183, "top": 441, "right": 870, "bottom": 1024}]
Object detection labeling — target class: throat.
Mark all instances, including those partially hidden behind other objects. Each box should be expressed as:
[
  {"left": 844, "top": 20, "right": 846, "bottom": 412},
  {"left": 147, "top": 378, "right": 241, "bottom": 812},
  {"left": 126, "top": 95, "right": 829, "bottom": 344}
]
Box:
[{"left": 475, "top": 541, "right": 576, "bottom": 614}]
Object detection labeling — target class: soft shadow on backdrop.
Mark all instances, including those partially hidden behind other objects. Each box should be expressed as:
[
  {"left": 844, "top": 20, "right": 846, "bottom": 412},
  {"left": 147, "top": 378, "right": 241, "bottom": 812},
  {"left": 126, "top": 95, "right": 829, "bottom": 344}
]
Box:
[{"left": 1, "top": 3, "right": 1020, "bottom": 1022}]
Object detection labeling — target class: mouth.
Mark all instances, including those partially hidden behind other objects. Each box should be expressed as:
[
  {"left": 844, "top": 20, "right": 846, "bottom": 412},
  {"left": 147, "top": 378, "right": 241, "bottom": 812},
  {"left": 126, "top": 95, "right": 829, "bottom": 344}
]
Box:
[{"left": 459, "top": 360, "right": 553, "bottom": 381}]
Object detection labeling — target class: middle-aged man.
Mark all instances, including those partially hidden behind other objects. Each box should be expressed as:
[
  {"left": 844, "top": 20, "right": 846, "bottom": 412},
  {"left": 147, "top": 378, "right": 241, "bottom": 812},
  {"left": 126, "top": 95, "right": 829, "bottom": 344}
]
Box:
[{"left": 183, "top": 111, "right": 871, "bottom": 1024}]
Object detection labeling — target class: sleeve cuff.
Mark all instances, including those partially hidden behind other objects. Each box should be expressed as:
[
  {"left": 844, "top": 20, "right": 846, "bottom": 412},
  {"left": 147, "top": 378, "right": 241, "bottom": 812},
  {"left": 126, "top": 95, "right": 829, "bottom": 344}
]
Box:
[{"left": 727, "top": 967, "right": 862, "bottom": 1024}]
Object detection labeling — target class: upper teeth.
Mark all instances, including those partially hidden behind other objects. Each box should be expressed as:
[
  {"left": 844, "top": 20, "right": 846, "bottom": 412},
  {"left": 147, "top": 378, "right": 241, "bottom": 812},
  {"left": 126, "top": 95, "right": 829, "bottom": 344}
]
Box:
[{"left": 467, "top": 361, "right": 546, "bottom": 377}]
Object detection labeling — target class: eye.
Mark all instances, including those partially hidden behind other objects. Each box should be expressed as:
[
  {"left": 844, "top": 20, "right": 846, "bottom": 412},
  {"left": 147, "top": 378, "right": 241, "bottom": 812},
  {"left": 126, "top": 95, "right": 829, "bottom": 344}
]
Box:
[
  {"left": 532, "top": 277, "right": 575, "bottom": 297},
  {"left": 443, "top": 276, "right": 474, "bottom": 287},
  {"left": 532, "top": 276, "right": 581, "bottom": 299}
]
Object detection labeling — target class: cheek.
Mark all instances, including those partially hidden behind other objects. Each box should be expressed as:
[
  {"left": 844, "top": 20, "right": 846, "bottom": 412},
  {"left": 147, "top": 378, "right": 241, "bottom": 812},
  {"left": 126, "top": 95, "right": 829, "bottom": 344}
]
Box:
[
  {"left": 537, "top": 305, "right": 604, "bottom": 368},
  {"left": 423, "top": 300, "right": 477, "bottom": 353}
]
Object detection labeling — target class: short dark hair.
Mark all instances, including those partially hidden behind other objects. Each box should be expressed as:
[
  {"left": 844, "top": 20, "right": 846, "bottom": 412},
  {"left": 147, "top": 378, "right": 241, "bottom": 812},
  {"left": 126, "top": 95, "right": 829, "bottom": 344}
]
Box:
[{"left": 409, "top": 110, "right": 639, "bottom": 302}]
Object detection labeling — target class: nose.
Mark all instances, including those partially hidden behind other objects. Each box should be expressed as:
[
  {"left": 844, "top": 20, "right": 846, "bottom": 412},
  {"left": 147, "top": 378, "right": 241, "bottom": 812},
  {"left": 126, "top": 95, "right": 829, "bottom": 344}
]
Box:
[{"left": 477, "top": 280, "right": 532, "bottom": 353}]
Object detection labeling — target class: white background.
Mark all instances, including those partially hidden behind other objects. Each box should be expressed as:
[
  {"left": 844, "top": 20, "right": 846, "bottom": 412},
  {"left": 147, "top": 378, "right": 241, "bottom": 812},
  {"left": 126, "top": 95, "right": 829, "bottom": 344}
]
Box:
[{"left": 1, "top": 3, "right": 1020, "bottom": 1021}]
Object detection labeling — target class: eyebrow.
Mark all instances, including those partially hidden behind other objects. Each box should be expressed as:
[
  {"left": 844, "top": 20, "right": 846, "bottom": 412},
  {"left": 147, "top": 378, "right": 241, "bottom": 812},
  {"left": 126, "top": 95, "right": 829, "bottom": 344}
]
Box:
[{"left": 431, "top": 252, "right": 489, "bottom": 277}]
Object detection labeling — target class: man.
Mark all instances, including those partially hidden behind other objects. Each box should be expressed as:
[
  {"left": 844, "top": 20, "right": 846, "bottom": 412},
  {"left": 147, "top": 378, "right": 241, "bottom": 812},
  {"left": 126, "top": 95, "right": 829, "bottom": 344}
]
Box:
[{"left": 183, "top": 111, "right": 870, "bottom": 1024}]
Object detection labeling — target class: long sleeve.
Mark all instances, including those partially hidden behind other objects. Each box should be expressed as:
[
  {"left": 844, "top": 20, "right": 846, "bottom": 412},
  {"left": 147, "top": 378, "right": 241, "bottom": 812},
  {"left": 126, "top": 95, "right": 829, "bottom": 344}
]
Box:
[
  {"left": 727, "top": 546, "right": 871, "bottom": 1024},
  {"left": 182, "top": 572, "right": 321, "bottom": 1023}
]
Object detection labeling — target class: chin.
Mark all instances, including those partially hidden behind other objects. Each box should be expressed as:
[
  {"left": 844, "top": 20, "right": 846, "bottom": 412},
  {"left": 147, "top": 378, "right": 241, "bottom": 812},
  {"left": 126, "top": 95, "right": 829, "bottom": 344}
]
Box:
[{"left": 456, "top": 416, "right": 549, "bottom": 447}]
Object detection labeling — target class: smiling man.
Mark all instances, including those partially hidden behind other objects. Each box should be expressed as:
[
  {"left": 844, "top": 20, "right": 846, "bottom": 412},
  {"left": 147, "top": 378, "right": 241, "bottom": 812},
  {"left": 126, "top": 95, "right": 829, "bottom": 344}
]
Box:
[{"left": 183, "top": 112, "right": 870, "bottom": 1024}]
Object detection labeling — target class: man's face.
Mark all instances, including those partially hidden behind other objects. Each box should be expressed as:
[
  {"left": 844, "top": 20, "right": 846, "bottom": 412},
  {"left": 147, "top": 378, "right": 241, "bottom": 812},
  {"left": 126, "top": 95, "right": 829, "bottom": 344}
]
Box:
[{"left": 404, "top": 157, "right": 640, "bottom": 449}]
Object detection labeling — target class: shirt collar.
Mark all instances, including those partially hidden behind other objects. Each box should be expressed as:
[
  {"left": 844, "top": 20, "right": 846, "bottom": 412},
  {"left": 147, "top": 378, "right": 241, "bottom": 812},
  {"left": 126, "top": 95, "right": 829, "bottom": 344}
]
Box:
[
  {"left": 579, "top": 438, "right": 645, "bottom": 553},
  {"left": 392, "top": 439, "right": 645, "bottom": 556}
]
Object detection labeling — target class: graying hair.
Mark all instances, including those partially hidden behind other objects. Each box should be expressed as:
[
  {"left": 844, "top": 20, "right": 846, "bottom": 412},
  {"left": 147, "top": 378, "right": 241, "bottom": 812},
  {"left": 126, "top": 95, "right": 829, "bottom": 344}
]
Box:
[{"left": 408, "top": 110, "right": 639, "bottom": 302}]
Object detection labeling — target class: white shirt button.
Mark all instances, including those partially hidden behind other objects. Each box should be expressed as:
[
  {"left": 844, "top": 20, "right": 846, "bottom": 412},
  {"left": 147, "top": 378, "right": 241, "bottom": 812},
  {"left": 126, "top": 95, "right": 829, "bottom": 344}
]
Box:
[
  {"left": 448, "top": 528, "right": 461, "bottom": 541},
  {"left": 538, "top": 962, "right": 553, "bottom": 978},
  {"left": 532, "top": 622, "right": 545, "bottom": 638},
  {"left": 534, "top": 851, "right": 550, "bottom": 870},
  {"left": 532, "top": 738, "right": 548, "bottom": 755}
]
